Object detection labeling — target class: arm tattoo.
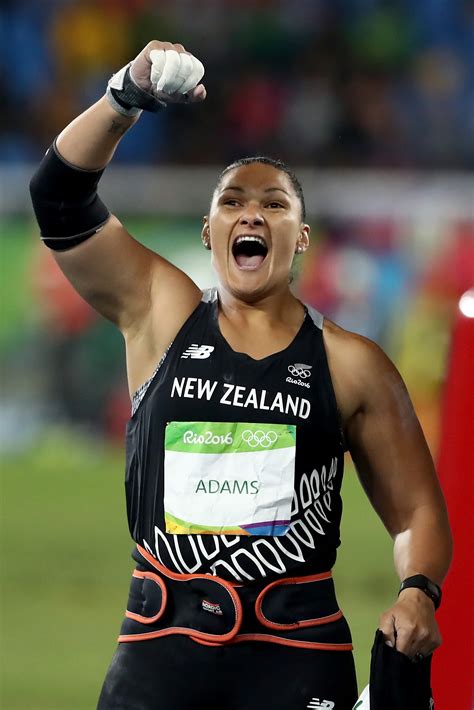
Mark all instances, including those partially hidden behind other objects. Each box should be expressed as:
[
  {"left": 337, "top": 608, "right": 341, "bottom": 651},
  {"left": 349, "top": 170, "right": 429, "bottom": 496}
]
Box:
[{"left": 107, "top": 119, "right": 129, "bottom": 136}]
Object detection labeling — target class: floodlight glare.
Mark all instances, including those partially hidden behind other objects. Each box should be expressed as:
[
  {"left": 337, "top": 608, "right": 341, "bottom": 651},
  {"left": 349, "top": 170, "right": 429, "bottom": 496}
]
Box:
[{"left": 459, "top": 289, "right": 474, "bottom": 318}]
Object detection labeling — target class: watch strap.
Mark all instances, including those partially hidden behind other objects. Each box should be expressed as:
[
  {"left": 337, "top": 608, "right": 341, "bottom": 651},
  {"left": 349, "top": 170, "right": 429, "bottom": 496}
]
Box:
[{"left": 399, "top": 574, "right": 441, "bottom": 610}]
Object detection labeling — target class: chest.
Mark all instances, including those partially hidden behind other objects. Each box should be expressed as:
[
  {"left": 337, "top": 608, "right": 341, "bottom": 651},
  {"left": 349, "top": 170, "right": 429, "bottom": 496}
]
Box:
[
  {"left": 141, "top": 320, "right": 339, "bottom": 449},
  {"left": 217, "top": 319, "right": 303, "bottom": 361}
]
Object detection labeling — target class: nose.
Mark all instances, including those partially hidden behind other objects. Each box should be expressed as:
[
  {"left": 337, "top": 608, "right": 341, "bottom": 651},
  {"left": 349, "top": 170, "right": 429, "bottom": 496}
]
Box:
[{"left": 239, "top": 205, "right": 264, "bottom": 228}]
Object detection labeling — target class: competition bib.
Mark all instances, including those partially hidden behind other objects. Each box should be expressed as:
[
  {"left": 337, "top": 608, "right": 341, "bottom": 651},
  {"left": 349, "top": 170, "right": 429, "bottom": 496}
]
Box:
[{"left": 164, "top": 421, "right": 296, "bottom": 536}]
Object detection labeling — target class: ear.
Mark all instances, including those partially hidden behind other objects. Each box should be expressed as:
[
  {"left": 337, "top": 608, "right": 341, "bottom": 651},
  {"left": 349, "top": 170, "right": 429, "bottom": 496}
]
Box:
[
  {"left": 295, "top": 224, "right": 310, "bottom": 254},
  {"left": 201, "top": 216, "right": 211, "bottom": 250}
]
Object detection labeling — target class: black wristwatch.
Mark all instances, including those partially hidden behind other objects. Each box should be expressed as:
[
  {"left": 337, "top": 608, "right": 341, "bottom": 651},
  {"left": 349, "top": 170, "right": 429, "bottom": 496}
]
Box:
[{"left": 399, "top": 575, "right": 442, "bottom": 610}]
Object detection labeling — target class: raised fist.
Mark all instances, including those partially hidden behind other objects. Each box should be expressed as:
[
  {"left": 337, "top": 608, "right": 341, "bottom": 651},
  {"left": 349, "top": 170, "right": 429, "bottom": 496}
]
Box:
[
  {"left": 107, "top": 40, "right": 206, "bottom": 116},
  {"left": 130, "top": 41, "right": 206, "bottom": 103}
]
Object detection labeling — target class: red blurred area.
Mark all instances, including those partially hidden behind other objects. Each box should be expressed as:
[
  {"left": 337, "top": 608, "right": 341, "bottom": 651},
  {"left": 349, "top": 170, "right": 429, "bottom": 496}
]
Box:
[
  {"left": 32, "top": 247, "right": 96, "bottom": 335},
  {"left": 424, "top": 222, "right": 474, "bottom": 301},
  {"left": 432, "top": 302, "right": 474, "bottom": 708}
]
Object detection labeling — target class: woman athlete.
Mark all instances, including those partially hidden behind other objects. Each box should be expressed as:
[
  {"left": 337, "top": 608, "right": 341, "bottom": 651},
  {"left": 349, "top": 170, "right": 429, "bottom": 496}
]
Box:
[{"left": 30, "top": 41, "right": 452, "bottom": 710}]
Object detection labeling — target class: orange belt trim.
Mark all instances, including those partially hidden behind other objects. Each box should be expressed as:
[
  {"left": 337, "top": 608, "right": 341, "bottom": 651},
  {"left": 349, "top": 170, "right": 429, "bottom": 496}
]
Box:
[
  {"left": 118, "top": 545, "right": 353, "bottom": 652},
  {"left": 125, "top": 570, "right": 167, "bottom": 625},
  {"left": 121, "top": 544, "right": 243, "bottom": 644},
  {"left": 192, "top": 635, "right": 353, "bottom": 652},
  {"left": 255, "top": 572, "right": 344, "bottom": 630}
]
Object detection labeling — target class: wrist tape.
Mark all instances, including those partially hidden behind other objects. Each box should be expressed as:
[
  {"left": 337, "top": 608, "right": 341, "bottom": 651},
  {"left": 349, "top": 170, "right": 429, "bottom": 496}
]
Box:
[
  {"left": 107, "top": 64, "right": 167, "bottom": 116},
  {"left": 29, "top": 141, "right": 110, "bottom": 250}
]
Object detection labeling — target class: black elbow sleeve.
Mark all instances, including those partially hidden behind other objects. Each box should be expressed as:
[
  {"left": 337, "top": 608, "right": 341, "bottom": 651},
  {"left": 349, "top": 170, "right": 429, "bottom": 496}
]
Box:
[{"left": 29, "top": 141, "right": 111, "bottom": 250}]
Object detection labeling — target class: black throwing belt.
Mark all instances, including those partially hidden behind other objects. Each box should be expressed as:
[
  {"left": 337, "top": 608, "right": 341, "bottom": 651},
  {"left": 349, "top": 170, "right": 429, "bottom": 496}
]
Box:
[{"left": 118, "top": 545, "right": 353, "bottom": 651}]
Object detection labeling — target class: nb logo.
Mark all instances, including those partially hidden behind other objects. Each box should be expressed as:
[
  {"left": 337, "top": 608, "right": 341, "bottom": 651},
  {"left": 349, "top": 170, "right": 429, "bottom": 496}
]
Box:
[
  {"left": 288, "top": 363, "right": 312, "bottom": 378},
  {"left": 307, "top": 700, "right": 335, "bottom": 710},
  {"left": 241, "top": 429, "right": 278, "bottom": 448},
  {"left": 181, "top": 344, "right": 214, "bottom": 359}
]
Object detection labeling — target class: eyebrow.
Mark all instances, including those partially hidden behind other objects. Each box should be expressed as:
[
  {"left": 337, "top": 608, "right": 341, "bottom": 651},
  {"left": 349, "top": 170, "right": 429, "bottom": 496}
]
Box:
[{"left": 220, "top": 185, "right": 291, "bottom": 196}]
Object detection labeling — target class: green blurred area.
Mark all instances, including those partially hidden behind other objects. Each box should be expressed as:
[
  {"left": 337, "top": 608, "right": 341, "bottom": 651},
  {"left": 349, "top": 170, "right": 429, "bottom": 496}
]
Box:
[
  {"left": 1, "top": 432, "right": 394, "bottom": 709},
  {"left": 1, "top": 433, "right": 130, "bottom": 710},
  {"left": 0, "top": 218, "right": 36, "bottom": 352},
  {"left": 0, "top": 215, "right": 207, "bottom": 352}
]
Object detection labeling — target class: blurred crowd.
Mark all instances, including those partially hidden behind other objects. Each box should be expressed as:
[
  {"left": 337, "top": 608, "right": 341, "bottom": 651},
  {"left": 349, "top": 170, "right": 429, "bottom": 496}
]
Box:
[
  {"left": 1, "top": 0, "right": 473, "bottom": 450},
  {"left": 1, "top": 0, "right": 473, "bottom": 168}
]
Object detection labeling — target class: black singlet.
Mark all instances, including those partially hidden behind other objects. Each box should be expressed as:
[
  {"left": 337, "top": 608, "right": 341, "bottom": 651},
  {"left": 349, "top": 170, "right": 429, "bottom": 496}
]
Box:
[{"left": 125, "top": 289, "right": 345, "bottom": 583}]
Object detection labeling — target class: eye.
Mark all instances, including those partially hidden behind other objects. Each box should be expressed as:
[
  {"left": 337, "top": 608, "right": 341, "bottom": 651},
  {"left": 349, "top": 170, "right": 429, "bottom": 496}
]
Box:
[
  {"left": 266, "top": 201, "right": 284, "bottom": 209},
  {"left": 222, "top": 199, "right": 241, "bottom": 207}
]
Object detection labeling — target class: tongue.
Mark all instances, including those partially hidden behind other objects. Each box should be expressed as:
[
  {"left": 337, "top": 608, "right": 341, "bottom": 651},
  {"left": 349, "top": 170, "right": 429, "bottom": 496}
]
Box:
[{"left": 235, "top": 254, "right": 265, "bottom": 269}]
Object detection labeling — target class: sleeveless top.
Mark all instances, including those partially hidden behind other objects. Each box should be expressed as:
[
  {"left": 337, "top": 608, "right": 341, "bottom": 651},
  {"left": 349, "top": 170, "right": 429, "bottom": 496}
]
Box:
[{"left": 126, "top": 288, "right": 345, "bottom": 583}]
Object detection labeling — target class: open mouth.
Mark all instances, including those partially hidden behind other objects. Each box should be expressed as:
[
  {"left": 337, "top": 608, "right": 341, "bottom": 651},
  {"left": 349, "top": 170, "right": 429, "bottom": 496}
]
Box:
[{"left": 231, "top": 235, "right": 268, "bottom": 270}]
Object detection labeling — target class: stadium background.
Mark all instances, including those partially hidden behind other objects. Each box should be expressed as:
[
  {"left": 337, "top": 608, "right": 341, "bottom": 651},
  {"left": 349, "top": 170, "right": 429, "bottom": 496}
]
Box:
[{"left": 1, "top": 1, "right": 473, "bottom": 708}]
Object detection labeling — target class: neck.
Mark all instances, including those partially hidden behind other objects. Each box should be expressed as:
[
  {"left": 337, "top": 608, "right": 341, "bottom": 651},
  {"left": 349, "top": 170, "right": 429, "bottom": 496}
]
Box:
[{"left": 217, "top": 285, "right": 304, "bottom": 326}]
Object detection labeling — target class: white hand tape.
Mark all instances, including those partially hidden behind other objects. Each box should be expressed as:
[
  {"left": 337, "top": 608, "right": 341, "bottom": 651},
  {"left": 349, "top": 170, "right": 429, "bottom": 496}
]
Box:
[
  {"left": 149, "top": 49, "right": 204, "bottom": 95},
  {"left": 150, "top": 49, "right": 166, "bottom": 87},
  {"left": 179, "top": 54, "right": 205, "bottom": 94},
  {"left": 156, "top": 49, "right": 181, "bottom": 92},
  {"left": 173, "top": 53, "right": 194, "bottom": 93},
  {"left": 108, "top": 64, "right": 129, "bottom": 91}
]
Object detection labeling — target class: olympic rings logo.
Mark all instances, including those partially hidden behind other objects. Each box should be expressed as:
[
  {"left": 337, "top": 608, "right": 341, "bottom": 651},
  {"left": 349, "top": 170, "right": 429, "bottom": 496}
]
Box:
[
  {"left": 241, "top": 430, "right": 278, "bottom": 448},
  {"left": 288, "top": 364, "right": 312, "bottom": 378}
]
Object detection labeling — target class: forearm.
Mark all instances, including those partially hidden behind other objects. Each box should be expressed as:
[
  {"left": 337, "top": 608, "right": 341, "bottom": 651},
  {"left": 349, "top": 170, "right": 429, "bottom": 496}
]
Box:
[
  {"left": 393, "top": 503, "right": 452, "bottom": 586},
  {"left": 31, "top": 43, "right": 205, "bottom": 255},
  {"left": 56, "top": 96, "right": 139, "bottom": 170}
]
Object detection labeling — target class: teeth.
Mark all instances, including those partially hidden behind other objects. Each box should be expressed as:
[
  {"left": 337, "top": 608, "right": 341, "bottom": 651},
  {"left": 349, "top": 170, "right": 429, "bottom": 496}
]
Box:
[{"left": 235, "top": 235, "right": 267, "bottom": 247}]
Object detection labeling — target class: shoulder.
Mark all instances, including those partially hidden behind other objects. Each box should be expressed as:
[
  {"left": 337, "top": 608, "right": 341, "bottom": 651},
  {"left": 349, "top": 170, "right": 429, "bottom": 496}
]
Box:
[
  {"left": 322, "top": 318, "right": 409, "bottom": 423},
  {"left": 322, "top": 318, "right": 392, "bottom": 376}
]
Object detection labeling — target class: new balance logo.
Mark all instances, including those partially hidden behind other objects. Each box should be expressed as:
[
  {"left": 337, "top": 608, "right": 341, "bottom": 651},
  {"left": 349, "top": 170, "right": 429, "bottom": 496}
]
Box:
[
  {"left": 181, "top": 344, "right": 214, "bottom": 359},
  {"left": 307, "top": 700, "right": 335, "bottom": 710}
]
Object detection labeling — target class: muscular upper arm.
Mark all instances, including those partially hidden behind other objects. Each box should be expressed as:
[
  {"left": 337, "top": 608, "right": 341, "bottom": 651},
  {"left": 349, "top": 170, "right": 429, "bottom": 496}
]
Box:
[
  {"left": 324, "top": 326, "right": 445, "bottom": 537},
  {"left": 53, "top": 213, "right": 202, "bottom": 338}
]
